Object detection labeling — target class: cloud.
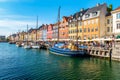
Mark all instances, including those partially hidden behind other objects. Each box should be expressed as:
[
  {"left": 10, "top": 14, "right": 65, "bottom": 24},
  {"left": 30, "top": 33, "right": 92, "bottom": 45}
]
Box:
[
  {"left": 0, "top": 0, "right": 34, "bottom": 2},
  {"left": 0, "top": 0, "right": 14, "bottom": 2},
  {"left": 0, "top": 19, "right": 42, "bottom": 36}
]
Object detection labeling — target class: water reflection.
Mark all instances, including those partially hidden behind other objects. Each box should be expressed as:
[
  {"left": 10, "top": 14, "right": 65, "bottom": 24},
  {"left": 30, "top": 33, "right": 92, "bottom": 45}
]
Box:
[{"left": 0, "top": 43, "right": 120, "bottom": 80}]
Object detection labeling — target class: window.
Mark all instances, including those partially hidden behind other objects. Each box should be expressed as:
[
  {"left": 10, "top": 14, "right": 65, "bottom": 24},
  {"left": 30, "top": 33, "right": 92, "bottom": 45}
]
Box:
[
  {"left": 107, "top": 27, "right": 110, "bottom": 32},
  {"left": 95, "top": 27, "right": 98, "bottom": 31},
  {"left": 116, "top": 23, "right": 120, "bottom": 29},
  {"left": 107, "top": 19, "right": 110, "bottom": 24},
  {"left": 88, "top": 28, "right": 90, "bottom": 32},
  {"left": 111, "top": 27, "right": 113, "bottom": 32},
  {"left": 80, "top": 29, "right": 82, "bottom": 32},
  {"left": 84, "top": 28, "right": 86, "bottom": 32},
  {"left": 92, "top": 12, "right": 97, "bottom": 16},
  {"left": 78, "top": 22, "right": 82, "bottom": 26},
  {"left": 85, "top": 14, "right": 90, "bottom": 18},
  {"left": 116, "top": 13, "right": 120, "bottom": 19},
  {"left": 91, "top": 28, "right": 94, "bottom": 32}
]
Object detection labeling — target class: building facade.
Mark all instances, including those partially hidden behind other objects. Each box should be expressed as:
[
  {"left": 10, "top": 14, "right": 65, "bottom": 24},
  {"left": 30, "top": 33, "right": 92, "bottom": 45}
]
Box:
[
  {"left": 47, "top": 24, "right": 53, "bottom": 41},
  {"left": 52, "top": 23, "right": 58, "bottom": 41},
  {"left": 68, "top": 9, "right": 88, "bottom": 40},
  {"left": 42, "top": 25, "right": 47, "bottom": 41},
  {"left": 112, "top": 7, "right": 120, "bottom": 36},
  {"left": 82, "top": 3, "right": 107, "bottom": 39},
  {"left": 105, "top": 13, "right": 113, "bottom": 38},
  {"left": 59, "top": 16, "right": 69, "bottom": 40}
]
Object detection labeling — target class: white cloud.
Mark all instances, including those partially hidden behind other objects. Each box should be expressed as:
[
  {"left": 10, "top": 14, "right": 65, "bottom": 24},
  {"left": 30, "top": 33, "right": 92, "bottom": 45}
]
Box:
[
  {"left": 0, "top": 19, "right": 42, "bottom": 36},
  {"left": 0, "top": 0, "right": 34, "bottom": 2}
]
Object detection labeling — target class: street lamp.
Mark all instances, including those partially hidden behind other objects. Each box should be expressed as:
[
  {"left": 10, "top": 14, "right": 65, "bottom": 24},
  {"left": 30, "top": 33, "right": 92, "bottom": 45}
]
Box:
[{"left": 76, "top": 13, "right": 79, "bottom": 50}]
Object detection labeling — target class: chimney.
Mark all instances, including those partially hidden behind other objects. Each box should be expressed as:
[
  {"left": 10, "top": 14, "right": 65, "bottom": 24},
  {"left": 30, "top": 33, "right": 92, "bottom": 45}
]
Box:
[
  {"left": 96, "top": 3, "right": 100, "bottom": 7},
  {"left": 80, "top": 8, "right": 84, "bottom": 11}
]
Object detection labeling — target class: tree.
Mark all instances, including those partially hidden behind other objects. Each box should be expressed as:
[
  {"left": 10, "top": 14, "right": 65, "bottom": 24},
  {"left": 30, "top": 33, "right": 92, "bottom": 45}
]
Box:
[{"left": 107, "top": 4, "right": 113, "bottom": 13}]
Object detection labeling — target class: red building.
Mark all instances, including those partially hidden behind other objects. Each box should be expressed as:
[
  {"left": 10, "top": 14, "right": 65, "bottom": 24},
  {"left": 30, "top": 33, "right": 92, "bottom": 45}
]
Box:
[{"left": 47, "top": 24, "right": 53, "bottom": 41}]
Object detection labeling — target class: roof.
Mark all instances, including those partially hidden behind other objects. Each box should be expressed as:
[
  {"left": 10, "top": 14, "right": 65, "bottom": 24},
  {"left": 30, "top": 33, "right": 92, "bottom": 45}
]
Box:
[
  {"left": 73, "top": 8, "right": 88, "bottom": 19},
  {"left": 85, "top": 3, "right": 106, "bottom": 15},
  {"left": 114, "top": 6, "right": 120, "bottom": 11},
  {"left": 111, "top": 6, "right": 120, "bottom": 13}
]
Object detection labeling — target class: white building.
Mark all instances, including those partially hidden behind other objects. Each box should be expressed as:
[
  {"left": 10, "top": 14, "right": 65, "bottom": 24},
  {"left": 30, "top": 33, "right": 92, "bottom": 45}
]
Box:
[{"left": 112, "top": 7, "right": 120, "bottom": 36}]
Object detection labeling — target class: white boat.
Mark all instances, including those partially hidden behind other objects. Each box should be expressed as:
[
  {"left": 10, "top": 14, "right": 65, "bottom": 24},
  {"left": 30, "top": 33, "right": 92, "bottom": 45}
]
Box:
[
  {"left": 24, "top": 45, "right": 31, "bottom": 49},
  {"left": 21, "top": 43, "right": 25, "bottom": 47},
  {"left": 16, "top": 44, "right": 22, "bottom": 47},
  {"left": 31, "top": 16, "right": 40, "bottom": 49},
  {"left": 24, "top": 25, "right": 31, "bottom": 49},
  {"left": 31, "top": 45, "right": 40, "bottom": 49}
]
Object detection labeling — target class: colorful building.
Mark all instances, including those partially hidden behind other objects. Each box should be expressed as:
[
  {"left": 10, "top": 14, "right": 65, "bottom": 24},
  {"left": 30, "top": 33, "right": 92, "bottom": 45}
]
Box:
[
  {"left": 82, "top": 3, "right": 107, "bottom": 39},
  {"left": 68, "top": 9, "right": 88, "bottom": 40},
  {"left": 105, "top": 13, "right": 113, "bottom": 38},
  {"left": 112, "top": 7, "right": 120, "bottom": 36},
  {"left": 37, "top": 25, "right": 43, "bottom": 41},
  {"left": 59, "top": 16, "right": 69, "bottom": 40},
  {"left": 42, "top": 24, "right": 48, "bottom": 41},
  {"left": 52, "top": 23, "right": 58, "bottom": 41},
  {"left": 47, "top": 24, "right": 53, "bottom": 41}
]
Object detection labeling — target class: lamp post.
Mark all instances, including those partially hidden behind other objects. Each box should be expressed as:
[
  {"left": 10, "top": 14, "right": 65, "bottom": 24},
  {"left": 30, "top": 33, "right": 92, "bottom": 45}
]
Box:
[{"left": 76, "top": 13, "right": 79, "bottom": 51}]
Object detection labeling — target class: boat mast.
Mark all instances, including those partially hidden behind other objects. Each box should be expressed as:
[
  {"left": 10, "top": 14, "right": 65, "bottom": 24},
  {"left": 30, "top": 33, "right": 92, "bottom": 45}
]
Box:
[
  {"left": 36, "top": 16, "right": 38, "bottom": 42},
  {"left": 57, "top": 6, "right": 60, "bottom": 42},
  {"left": 27, "top": 24, "right": 28, "bottom": 45}
]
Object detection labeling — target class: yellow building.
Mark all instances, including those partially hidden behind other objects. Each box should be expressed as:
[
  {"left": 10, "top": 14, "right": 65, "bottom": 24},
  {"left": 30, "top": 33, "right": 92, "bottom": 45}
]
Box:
[
  {"left": 68, "top": 9, "right": 88, "bottom": 40},
  {"left": 68, "top": 3, "right": 107, "bottom": 40},
  {"left": 82, "top": 3, "right": 107, "bottom": 40}
]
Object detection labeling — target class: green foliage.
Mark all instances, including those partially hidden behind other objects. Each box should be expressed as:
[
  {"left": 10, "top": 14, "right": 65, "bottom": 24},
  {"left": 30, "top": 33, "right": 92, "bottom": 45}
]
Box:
[{"left": 107, "top": 4, "right": 113, "bottom": 12}]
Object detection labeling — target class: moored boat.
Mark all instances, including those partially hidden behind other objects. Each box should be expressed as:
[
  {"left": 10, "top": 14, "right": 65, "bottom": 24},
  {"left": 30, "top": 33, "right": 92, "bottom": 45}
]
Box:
[
  {"left": 49, "top": 43, "right": 87, "bottom": 56},
  {"left": 24, "top": 45, "right": 31, "bottom": 49},
  {"left": 23, "top": 25, "right": 31, "bottom": 49}
]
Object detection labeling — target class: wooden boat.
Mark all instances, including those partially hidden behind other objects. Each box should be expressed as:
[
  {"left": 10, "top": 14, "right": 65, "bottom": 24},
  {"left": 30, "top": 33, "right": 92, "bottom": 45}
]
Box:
[{"left": 49, "top": 43, "right": 87, "bottom": 56}]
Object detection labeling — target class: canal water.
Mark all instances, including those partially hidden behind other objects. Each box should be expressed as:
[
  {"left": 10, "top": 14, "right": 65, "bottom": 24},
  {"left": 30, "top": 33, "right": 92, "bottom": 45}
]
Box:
[{"left": 0, "top": 43, "right": 120, "bottom": 80}]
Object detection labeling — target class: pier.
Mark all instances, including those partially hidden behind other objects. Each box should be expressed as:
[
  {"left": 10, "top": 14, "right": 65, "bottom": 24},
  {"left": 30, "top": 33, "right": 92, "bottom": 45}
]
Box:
[{"left": 87, "top": 46, "right": 112, "bottom": 59}]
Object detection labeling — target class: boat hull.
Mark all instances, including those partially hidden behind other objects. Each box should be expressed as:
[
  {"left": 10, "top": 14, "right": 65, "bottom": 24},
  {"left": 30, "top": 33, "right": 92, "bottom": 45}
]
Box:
[
  {"left": 32, "top": 46, "right": 40, "bottom": 49},
  {"left": 49, "top": 47, "right": 87, "bottom": 56},
  {"left": 16, "top": 44, "right": 22, "bottom": 47},
  {"left": 24, "top": 45, "right": 31, "bottom": 49}
]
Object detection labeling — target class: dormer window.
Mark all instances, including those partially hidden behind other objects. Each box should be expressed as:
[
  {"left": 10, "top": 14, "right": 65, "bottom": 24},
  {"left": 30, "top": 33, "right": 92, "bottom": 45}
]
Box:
[
  {"left": 85, "top": 14, "right": 90, "bottom": 18},
  {"left": 92, "top": 12, "right": 97, "bottom": 17},
  {"left": 78, "top": 17, "right": 81, "bottom": 20},
  {"left": 80, "top": 13, "right": 82, "bottom": 16}
]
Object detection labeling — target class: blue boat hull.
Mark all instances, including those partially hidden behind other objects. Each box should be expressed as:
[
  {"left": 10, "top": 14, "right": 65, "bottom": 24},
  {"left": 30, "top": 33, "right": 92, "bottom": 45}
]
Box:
[{"left": 49, "top": 47, "right": 87, "bottom": 56}]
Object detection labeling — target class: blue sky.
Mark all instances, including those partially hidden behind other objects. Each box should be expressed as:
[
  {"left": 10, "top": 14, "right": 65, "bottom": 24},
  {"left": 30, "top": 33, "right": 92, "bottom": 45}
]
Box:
[{"left": 0, "top": 0, "right": 120, "bottom": 36}]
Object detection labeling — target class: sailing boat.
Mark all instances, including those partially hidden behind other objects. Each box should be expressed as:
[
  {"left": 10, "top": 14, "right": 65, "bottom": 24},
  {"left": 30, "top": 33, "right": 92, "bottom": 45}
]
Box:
[
  {"left": 16, "top": 31, "right": 22, "bottom": 47},
  {"left": 31, "top": 16, "right": 40, "bottom": 49},
  {"left": 49, "top": 7, "right": 87, "bottom": 56},
  {"left": 24, "top": 24, "right": 31, "bottom": 49}
]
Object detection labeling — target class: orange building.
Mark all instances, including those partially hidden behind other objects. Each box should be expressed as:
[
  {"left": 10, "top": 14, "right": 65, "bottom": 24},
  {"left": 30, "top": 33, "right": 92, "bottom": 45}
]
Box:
[{"left": 59, "top": 16, "right": 69, "bottom": 40}]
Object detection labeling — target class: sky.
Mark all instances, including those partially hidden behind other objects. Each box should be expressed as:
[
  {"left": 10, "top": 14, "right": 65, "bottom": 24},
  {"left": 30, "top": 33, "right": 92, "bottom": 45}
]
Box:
[{"left": 0, "top": 0, "right": 120, "bottom": 36}]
